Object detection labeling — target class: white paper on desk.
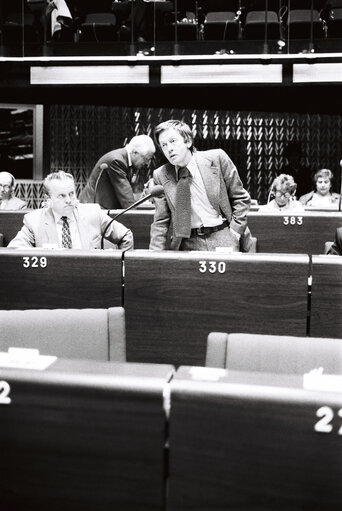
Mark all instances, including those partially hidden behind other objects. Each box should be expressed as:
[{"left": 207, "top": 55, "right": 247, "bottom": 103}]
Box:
[
  {"left": 190, "top": 367, "right": 226, "bottom": 381},
  {"left": 303, "top": 370, "right": 342, "bottom": 393},
  {"left": 0, "top": 348, "right": 57, "bottom": 370}
]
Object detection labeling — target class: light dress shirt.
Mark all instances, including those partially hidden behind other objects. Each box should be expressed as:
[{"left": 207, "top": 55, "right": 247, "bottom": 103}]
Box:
[
  {"left": 176, "top": 155, "right": 223, "bottom": 229},
  {"left": 52, "top": 210, "right": 82, "bottom": 249}
]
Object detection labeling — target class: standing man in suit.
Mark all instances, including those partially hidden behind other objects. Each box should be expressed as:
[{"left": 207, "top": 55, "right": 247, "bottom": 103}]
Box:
[
  {"left": 149, "top": 120, "right": 251, "bottom": 251},
  {"left": 79, "top": 135, "right": 156, "bottom": 210},
  {"left": 8, "top": 171, "right": 133, "bottom": 250},
  {"left": 0, "top": 171, "right": 27, "bottom": 210}
]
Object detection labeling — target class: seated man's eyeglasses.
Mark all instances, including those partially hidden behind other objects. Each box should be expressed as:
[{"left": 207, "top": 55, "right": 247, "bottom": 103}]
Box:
[{"left": 0, "top": 184, "right": 11, "bottom": 191}]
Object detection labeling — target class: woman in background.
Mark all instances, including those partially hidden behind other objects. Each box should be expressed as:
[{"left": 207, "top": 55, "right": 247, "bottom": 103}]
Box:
[
  {"left": 299, "top": 168, "right": 340, "bottom": 209},
  {"left": 258, "top": 174, "right": 304, "bottom": 213}
]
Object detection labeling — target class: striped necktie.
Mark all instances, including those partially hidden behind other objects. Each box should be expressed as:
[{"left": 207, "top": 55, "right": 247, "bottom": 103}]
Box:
[
  {"left": 61, "top": 216, "right": 72, "bottom": 248},
  {"left": 174, "top": 167, "right": 191, "bottom": 238}
]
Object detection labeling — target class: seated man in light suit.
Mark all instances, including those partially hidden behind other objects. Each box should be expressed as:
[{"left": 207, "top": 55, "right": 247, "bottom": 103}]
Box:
[
  {"left": 149, "top": 119, "right": 251, "bottom": 251},
  {"left": 8, "top": 171, "right": 133, "bottom": 250}
]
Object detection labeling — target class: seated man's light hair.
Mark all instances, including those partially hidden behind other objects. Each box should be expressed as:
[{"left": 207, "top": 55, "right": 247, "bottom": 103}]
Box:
[{"left": 44, "top": 170, "right": 74, "bottom": 195}]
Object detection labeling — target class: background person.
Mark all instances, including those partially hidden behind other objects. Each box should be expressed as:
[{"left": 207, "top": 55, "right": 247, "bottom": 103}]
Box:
[
  {"left": 0, "top": 171, "right": 27, "bottom": 210},
  {"left": 149, "top": 119, "right": 251, "bottom": 252},
  {"left": 8, "top": 171, "right": 133, "bottom": 250},
  {"left": 299, "top": 168, "right": 340, "bottom": 209},
  {"left": 258, "top": 174, "right": 304, "bottom": 213},
  {"left": 79, "top": 135, "right": 156, "bottom": 210},
  {"left": 327, "top": 227, "right": 342, "bottom": 255}
]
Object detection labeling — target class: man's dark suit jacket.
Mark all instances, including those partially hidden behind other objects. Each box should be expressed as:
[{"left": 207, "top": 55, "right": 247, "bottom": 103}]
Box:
[{"left": 79, "top": 148, "right": 143, "bottom": 210}]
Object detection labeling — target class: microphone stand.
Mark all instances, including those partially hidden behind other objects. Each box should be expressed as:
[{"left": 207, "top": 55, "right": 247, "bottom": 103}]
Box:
[
  {"left": 174, "top": 0, "right": 179, "bottom": 55},
  {"left": 130, "top": 0, "right": 135, "bottom": 55},
  {"left": 309, "top": 0, "right": 314, "bottom": 53},
  {"left": 101, "top": 192, "right": 153, "bottom": 249}
]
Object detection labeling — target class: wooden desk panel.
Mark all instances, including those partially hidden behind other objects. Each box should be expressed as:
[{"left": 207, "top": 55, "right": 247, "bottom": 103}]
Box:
[
  {"left": 310, "top": 256, "right": 342, "bottom": 338},
  {"left": 124, "top": 251, "right": 309, "bottom": 366},
  {"left": 2, "top": 210, "right": 342, "bottom": 255},
  {"left": 109, "top": 210, "right": 154, "bottom": 249},
  {"left": 0, "top": 211, "right": 27, "bottom": 246},
  {"left": 0, "top": 248, "right": 122, "bottom": 309},
  {"left": 248, "top": 211, "right": 342, "bottom": 254},
  {"left": 110, "top": 210, "right": 342, "bottom": 254},
  {"left": 0, "top": 359, "right": 174, "bottom": 511},
  {"left": 168, "top": 367, "right": 342, "bottom": 511}
]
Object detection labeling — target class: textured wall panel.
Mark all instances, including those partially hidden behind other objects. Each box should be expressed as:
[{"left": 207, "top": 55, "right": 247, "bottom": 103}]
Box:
[{"left": 49, "top": 105, "right": 342, "bottom": 205}]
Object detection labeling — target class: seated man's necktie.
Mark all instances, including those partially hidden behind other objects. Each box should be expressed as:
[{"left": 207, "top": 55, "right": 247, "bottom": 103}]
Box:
[
  {"left": 61, "top": 216, "right": 72, "bottom": 248},
  {"left": 174, "top": 167, "right": 191, "bottom": 238}
]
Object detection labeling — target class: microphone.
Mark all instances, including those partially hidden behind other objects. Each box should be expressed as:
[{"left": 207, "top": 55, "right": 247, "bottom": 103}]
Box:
[
  {"left": 99, "top": 163, "right": 108, "bottom": 171},
  {"left": 100, "top": 185, "right": 164, "bottom": 249}
]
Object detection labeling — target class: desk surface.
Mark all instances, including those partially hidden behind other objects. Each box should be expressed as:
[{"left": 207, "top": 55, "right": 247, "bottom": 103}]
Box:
[
  {"left": 169, "top": 367, "right": 342, "bottom": 511},
  {"left": 124, "top": 251, "right": 309, "bottom": 366},
  {"left": 0, "top": 248, "right": 123, "bottom": 309},
  {"left": 0, "top": 359, "right": 173, "bottom": 511}
]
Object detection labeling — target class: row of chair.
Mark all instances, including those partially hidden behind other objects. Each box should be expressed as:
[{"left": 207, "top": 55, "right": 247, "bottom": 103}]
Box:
[
  {"left": 1, "top": 1, "right": 342, "bottom": 44},
  {"left": 1, "top": 304, "right": 341, "bottom": 373}
]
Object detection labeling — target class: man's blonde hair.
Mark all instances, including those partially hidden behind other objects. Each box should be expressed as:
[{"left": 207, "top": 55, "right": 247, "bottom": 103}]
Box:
[{"left": 43, "top": 171, "right": 74, "bottom": 195}]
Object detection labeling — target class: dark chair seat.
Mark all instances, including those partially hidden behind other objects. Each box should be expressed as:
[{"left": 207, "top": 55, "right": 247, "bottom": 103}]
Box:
[
  {"left": 199, "top": 0, "right": 240, "bottom": 15},
  {"left": 244, "top": 10, "right": 280, "bottom": 39},
  {"left": 173, "top": 20, "right": 198, "bottom": 40},
  {"left": 287, "top": 9, "right": 324, "bottom": 38},
  {"left": 328, "top": 7, "right": 342, "bottom": 37},
  {"left": 203, "top": 11, "right": 239, "bottom": 40},
  {"left": 3, "top": 12, "right": 39, "bottom": 44},
  {"left": 80, "top": 12, "right": 117, "bottom": 41}
]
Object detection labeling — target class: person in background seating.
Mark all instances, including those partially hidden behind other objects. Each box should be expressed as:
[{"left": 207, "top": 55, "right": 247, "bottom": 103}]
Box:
[
  {"left": 8, "top": 171, "right": 133, "bottom": 250},
  {"left": 0, "top": 171, "right": 27, "bottom": 210},
  {"left": 258, "top": 174, "right": 304, "bottom": 213},
  {"left": 149, "top": 119, "right": 252, "bottom": 251},
  {"left": 79, "top": 135, "right": 156, "bottom": 210},
  {"left": 299, "top": 168, "right": 340, "bottom": 209}
]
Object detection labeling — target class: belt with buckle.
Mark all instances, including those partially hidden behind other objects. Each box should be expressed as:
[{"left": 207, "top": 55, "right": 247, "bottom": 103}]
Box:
[{"left": 190, "top": 220, "right": 229, "bottom": 237}]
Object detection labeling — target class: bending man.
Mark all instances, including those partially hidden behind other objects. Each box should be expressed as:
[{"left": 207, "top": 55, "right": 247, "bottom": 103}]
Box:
[{"left": 79, "top": 135, "right": 155, "bottom": 209}]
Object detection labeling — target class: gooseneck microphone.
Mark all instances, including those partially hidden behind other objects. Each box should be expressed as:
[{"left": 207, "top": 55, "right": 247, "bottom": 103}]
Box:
[
  {"left": 94, "top": 163, "right": 109, "bottom": 196},
  {"left": 100, "top": 185, "right": 164, "bottom": 249}
]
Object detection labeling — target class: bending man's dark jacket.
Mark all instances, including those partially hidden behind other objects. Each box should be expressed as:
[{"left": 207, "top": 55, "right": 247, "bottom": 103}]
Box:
[{"left": 79, "top": 148, "right": 141, "bottom": 210}]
